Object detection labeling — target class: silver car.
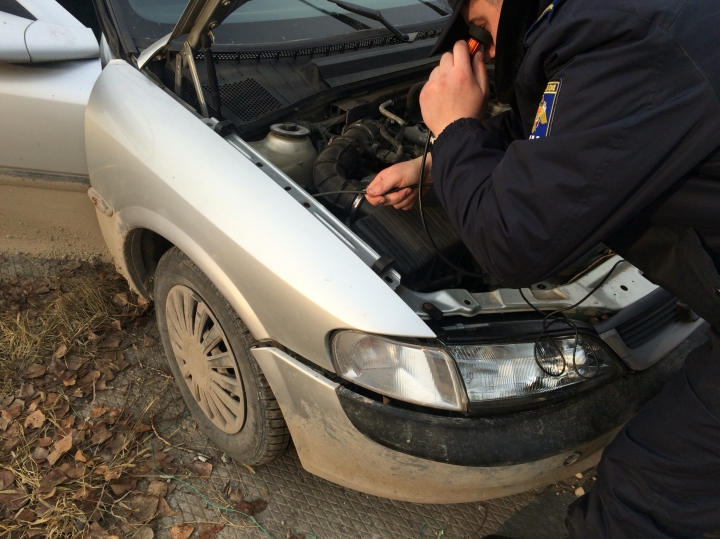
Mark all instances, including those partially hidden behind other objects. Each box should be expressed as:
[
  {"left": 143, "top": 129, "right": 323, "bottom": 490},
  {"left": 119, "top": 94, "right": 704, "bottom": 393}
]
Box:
[{"left": 0, "top": 0, "right": 703, "bottom": 504}]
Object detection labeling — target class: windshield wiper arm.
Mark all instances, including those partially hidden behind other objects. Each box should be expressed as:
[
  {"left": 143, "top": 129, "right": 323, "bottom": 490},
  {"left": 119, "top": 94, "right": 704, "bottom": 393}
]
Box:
[
  {"left": 327, "top": 0, "right": 417, "bottom": 42},
  {"left": 296, "top": 0, "right": 371, "bottom": 32}
]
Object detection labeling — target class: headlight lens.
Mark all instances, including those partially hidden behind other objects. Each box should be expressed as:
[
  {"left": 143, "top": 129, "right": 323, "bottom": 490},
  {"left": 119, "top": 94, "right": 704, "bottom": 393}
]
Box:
[
  {"left": 331, "top": 331, "right": 466, "bottom": 411},
  {"left": 448, "top": 336, "right": 622, "bottom": 407}
]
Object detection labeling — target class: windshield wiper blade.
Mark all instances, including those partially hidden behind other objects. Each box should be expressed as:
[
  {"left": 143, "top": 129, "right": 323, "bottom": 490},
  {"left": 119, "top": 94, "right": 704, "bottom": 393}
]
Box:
[
  {"left": 415, "top": 0, "right": 449, "bottom": 16},
  {"left": 296, "top": 0, "right": 371, "bottom": 32},
  {"left": 327, "top": 0, "right": 417, "bottom": 42}
]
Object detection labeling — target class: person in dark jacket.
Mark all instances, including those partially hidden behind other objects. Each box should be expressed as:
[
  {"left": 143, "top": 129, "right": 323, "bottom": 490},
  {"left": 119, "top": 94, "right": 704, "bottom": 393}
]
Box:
[{"left": 366, "top": 0, "right": 720, "bottom": 537}]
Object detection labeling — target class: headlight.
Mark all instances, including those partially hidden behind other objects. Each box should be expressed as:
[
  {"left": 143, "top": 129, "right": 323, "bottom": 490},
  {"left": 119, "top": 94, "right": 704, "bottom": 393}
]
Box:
[
  {"left": 448, "top": 336, "right": 622, "bottom": 409},
  {"left": 331, "top": 331, "right": 466, "bottom": 411}
]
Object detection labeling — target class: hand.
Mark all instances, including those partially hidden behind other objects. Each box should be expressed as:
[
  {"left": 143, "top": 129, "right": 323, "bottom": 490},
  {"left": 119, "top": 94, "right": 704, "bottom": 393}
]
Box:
[
  {"left": 420, "top": 40, "right": 490, "bottom": 136},
  {"left": 365, "top": 155, "right": 432, "bottom": 210}
]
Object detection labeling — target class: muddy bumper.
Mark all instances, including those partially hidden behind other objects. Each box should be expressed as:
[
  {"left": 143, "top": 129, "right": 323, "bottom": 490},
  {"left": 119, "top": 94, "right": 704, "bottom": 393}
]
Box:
[{"left": 251, "top": 346, "right": 683, "bottom": 504}]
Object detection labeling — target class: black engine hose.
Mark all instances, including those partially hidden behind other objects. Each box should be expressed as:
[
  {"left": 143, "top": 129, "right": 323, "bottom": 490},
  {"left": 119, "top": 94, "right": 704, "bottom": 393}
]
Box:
[{"left": 313, "top": 119, "right": 379, "bottom": 218}]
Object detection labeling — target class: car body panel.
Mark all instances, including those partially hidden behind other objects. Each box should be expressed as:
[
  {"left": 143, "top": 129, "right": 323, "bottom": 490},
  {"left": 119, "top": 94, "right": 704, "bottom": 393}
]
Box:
[
  {"left": 85, "top": 60, "right": 435, "bottom": 371},
  {"left": 23, "top": 19, "right": 99, "bottom": 63},
  {"left": 253, "top": 346, "right": 617, "bottom": 503},
  {"left": 0, "top": 12, "right": 33, "bottom": 63},
  {"left": 0, "top": 58, "right": 101, "bottom": 178},
  {"left": 16, "top": 0, "right": 86, "bottom": 27}
]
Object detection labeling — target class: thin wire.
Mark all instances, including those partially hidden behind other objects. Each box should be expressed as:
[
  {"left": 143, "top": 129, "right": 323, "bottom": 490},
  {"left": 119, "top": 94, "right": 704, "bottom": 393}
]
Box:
[
  {"left": 519, "top": 259, "right": 628, "bottom": 378},
  {"left": 419, "top": 519, "right": 444, "bottom": 538},
  {"left": 152, "top": 413, "right": 319, "bottom": 539},
  {"left": 312, "top": 184, "right": 419, "bottom": 198},
  {"left": 418, "top": 132, "right": 487, "bottom": 278}
]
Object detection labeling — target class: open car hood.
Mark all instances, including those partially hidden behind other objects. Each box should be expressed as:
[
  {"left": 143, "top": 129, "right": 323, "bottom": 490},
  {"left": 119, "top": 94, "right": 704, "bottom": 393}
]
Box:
[
  {"left": 170, "top": 0, "right": 248, "bottom": 50},
  {"left": 137, "top": 0, "right": 249, "bottom": 68}
]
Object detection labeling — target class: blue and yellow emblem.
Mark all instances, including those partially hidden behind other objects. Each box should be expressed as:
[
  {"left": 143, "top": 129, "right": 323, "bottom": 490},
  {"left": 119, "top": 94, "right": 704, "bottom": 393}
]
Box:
[{"left": 530, "top": 80, "right": 562, "bottom": 139}]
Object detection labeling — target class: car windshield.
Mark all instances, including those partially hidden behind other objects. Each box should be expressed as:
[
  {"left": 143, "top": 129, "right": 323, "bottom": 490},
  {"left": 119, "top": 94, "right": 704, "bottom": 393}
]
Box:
[{"left": 114, "top": 0, "right": 450, "bottom": 48}]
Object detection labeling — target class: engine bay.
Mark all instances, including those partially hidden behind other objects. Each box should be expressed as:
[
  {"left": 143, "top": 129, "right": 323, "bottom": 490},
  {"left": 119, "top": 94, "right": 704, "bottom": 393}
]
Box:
[
  {"left": 153, "top": 46, "right": 610, "bottom": 295},
  {"left": 246, "top": 83, "right": 493, "bottom": 293}
]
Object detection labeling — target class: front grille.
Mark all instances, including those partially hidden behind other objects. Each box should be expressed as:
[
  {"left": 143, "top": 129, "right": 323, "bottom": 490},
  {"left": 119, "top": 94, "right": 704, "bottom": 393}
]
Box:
[{"left": 616, "top": 294, "right": 679, "bottom": 348}]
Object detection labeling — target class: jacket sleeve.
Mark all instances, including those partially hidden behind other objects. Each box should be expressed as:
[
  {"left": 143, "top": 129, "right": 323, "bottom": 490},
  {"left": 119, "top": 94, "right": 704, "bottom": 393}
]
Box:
[
  {"left": 431, "top": 9, "right": 720, "bottom": 288},
  {"left": 479, "top": 109, "right": 525, "bottom": 149}
]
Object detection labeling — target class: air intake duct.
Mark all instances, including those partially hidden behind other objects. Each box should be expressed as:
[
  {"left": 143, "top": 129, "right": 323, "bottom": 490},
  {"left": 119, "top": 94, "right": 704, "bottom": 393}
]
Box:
[{"left": 313, "top": 119, "right": 378, "bottom": 220}]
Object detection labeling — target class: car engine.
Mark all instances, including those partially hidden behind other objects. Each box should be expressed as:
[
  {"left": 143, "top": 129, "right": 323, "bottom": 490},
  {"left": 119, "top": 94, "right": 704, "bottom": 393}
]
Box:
[{"left": 247, "top": 83, "right": 489, "bottom": 293}]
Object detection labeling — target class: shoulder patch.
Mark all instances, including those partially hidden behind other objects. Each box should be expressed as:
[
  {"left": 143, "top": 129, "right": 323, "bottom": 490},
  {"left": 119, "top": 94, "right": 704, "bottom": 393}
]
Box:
[{"left": 530, "top": 80, "right": 562, "bottom": 139}]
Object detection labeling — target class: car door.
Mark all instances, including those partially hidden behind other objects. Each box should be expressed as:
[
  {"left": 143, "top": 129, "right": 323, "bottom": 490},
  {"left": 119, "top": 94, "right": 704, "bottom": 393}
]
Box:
[{"left": 0, "top": 0, "right": 100, "bottom": 187}]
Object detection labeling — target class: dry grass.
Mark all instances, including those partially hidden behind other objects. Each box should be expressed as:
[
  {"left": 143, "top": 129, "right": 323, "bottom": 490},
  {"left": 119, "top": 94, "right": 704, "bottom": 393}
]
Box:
[
  {"left": 0, "top": 266, "right": 163, "bottom": 539},
  {"left": 0, "top": 274, "right": 143, "bottom": 397}
]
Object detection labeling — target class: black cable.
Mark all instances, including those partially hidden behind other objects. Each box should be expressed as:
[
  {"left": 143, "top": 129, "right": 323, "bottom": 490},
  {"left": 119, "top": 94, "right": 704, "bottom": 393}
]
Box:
[
  {"left": 417, "top": 127, "right": 627, "bottom": 378},
  {"left": 519, "top": 259, "right": 628, "bottom": 378},
  {"left": 418, "top": 132, "right": 487, "bottom": 278},
  {"left": 312, "top": 185, "right": 418, "bottom": 198}
]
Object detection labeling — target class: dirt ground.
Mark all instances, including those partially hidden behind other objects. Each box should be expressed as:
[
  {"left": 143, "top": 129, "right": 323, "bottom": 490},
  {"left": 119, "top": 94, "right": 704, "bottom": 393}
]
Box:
[{"left": 0, "top": 256, "right": 713, "bottom": 539}]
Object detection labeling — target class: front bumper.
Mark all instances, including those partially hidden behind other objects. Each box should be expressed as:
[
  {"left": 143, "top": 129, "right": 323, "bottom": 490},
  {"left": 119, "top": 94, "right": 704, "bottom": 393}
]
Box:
[{"left": 252, "top": 345, "right": 684, "bottom": 504}]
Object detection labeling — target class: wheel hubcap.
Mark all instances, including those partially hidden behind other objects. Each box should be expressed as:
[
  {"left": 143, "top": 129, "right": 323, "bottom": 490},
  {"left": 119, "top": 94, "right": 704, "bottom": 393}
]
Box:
[{"left": 166, "top": 285, "right": 245, "bottom": 434}]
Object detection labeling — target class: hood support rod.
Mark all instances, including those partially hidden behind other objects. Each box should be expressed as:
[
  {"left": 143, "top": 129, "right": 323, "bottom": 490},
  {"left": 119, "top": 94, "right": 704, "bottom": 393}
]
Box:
[
  {"left": 176, "top": 41, "right": 209, "bottom": 118},
  {"left": 201, "top": 32, "right": 223, "bottom": 121}
]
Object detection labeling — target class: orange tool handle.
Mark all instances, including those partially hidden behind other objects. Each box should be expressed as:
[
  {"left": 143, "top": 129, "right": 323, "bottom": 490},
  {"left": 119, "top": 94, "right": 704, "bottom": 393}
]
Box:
[{"left": 468, "top": 38, "right": 482, "bottom": 57}]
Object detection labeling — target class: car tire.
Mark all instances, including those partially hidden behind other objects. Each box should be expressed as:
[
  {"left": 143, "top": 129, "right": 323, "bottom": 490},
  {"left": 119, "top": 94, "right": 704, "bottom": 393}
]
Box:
[{"left": 154, "top": 247, "right": 290, "bottom": 464}]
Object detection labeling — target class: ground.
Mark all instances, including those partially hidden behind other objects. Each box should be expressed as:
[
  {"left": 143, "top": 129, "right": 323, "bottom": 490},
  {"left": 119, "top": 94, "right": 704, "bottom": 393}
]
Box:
[{"left": 0, "top": 255, "right": 714, "bottom": 539}]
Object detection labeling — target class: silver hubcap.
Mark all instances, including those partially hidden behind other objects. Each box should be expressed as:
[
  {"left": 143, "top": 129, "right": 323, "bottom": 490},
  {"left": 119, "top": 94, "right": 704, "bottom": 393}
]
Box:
[{"left": 166, "top": 285, "right": 245, "bottom": 434}]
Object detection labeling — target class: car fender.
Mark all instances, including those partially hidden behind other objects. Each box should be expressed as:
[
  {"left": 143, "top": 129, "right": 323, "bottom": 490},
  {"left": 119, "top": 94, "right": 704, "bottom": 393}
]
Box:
[{"left": 85, "top": 60, "right": 434, "bottom": 370}]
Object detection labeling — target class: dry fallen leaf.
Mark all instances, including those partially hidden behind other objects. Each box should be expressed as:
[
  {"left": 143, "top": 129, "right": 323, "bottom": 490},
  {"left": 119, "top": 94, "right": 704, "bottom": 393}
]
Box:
[
  {"left": 170, "top": 523, "right": 194, "bottom": 539},
  {"left": 155, "top": 496, "right": 179, "bottom": 518},
  {"left": 15, "top": 507, "right": 36, "bottom": 522},
  {"left": 2, "top": 405, "right": 22, "bottom": 422},
  {"left": 112, "top": 293, "right": 128, "bottom": 307},
  {"left": 99, "top": 335, "right": 122, "bottom": 349},
  {"left": 198, "top": 523, "right": 224, "bottom": 539},
  {"left": 24, "top": 364, "right": 46, "bottom": 379},
  {"left": 18, "top": 383, "right": 34, "bottom": 399},
  {"left": 74, "top": 449, "right": 87, "bottom": 462},
  {"left": 91, "top": 426, "right": 112, "bottom": 445},
  {"left": 103, "top": 467, "right": 123, "bottom": 481},
  {"left": 110, "top": 319, "right": 122, "bottom": 331},
  {"left": 143, "top": 334, "right": 156, "bottom": 347},
  {"left": 91, "top": 406, "right": 109, "bottom": 418},
  {"left": 194, "top": 461, "right": 212, "bottom": 479},
  {"left": 109, "top": 478, "right": 137, "bottom": 496},
  {"left": 146, "top": 479, "right": 168, "bottom": 498},
  {"left": 58, "top": 461, "right": 85, "bottom": 479},
  {"left": 53, "top": 344, "right": 68, "bottom": 360},
  {"left": 232, "top": 500, "right": 254, "bottom": 516},
  {"left": 46, "top": 433, "right": 73, "bottom": 465},
  {"left": 126, "top": 494, "right": 159, "bottom": 523},
  {"left": 32, "top": 445, "right": 49, "bottom": 461},
  {"left": 250, "top": 498, "right": 268, "bottom": 514},
  {"left": 61, "top": 260, "right": 82, "bottom": 272},
  {"left": 37, "top": 468, "right": 68, "bottom": 494},
  {"left": 0, "top": 469, "right": 15, "bottom": 490},
  {"left": 37, "top": 436, "right": 53, "bottom": 447},
  {"left": 24, "top": 410, "right": 45, "bottom": 429},
  {"left": 134, "top": 526, "right": 154, "bottom": 539},
  {"left": 0, "top": 487, "right": 28, "bottom": 511}
]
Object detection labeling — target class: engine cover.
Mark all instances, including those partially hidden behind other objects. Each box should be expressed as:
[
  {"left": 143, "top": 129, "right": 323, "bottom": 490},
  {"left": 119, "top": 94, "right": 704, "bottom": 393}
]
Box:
[{"left": 351, "top": 203, "right": 470, "bottom": 291}]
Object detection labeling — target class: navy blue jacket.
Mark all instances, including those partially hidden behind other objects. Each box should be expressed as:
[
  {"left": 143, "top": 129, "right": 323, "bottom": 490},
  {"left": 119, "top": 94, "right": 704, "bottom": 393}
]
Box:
[{"left": 432, "top": 0, "right": 720, "bottom": 324}]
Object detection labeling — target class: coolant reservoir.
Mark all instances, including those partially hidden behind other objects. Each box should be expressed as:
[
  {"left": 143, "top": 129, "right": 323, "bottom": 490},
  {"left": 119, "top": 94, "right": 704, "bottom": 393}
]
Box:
[{"left": 248, "top": 123, "right": 317, "bottom": 189}]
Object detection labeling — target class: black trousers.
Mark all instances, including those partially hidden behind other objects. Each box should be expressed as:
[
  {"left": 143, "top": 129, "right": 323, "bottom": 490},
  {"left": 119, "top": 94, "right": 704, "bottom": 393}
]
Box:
[{"left": 566, "top": 327, "right": 720, "bottom": 538}]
